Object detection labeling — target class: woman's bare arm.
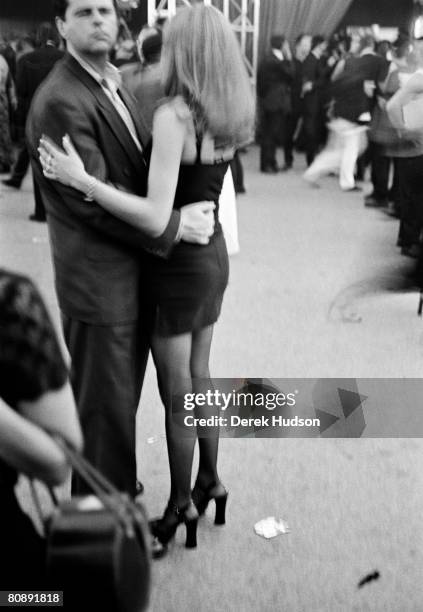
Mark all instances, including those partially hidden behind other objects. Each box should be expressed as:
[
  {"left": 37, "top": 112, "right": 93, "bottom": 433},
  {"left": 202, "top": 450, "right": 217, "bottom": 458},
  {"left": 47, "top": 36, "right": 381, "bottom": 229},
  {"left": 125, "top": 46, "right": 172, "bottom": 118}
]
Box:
[
  {"left": 40, "top": 104, "right": 186, "bottom": 237},
  {"left": 0, "top": 385, "right": 82, "bottom": 486}
]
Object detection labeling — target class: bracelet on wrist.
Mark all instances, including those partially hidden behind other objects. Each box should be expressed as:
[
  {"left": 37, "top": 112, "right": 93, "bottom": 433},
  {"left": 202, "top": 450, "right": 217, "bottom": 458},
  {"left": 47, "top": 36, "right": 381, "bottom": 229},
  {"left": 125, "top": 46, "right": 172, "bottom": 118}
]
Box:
[{"left": 83, "top": 175, "right": 97, "bottom": 202}]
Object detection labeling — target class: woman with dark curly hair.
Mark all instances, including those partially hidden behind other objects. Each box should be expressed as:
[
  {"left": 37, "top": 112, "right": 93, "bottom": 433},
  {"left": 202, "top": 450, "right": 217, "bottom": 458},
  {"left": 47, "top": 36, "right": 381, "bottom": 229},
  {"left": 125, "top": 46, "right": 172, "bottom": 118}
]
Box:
[{"left": 0, "top": 269, "right": 82, "bottom": 588}]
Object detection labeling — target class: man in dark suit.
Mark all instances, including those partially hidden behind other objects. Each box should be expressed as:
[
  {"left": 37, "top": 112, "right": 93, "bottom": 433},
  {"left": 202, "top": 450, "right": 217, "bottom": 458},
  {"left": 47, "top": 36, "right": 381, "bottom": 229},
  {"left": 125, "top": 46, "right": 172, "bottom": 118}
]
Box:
[
  {"left": 284, "top": 33, "right": 311, "bottom": 169},
  {"left": 302, "top": 35, "right": 330, "bottom": 166},
  {"left": 3, "top": 23, "right": 64, "bottom": 221},
  {"left": 257, "top": 34, "right": 293, "bottom": 173},
  {"left": 26, "top": 0, "right": 215, "bottom": 497},
  {"left": 355, "top": 35, "right": 391, "bottom": 208}
]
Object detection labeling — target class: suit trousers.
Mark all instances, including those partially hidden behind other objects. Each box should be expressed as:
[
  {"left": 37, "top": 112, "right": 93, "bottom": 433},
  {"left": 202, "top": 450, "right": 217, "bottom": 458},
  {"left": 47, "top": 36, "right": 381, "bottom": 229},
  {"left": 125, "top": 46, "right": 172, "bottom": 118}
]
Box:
[
  {"left": 396, "top": 155, "right": 423, "bottom": 248},
  {"left": 11, "top": 141, "right": 30, "bottom": 183},
  {"left": 62, "top": 313, "right": 152, "bottom": 496},
  {"left": 13, "top": 139, "right": 46, "bottom": 218},
  {"left": 302, "top": 109, "right": 323, "bottom": 166},
  {"left": 259, "top": 110, "right": 284, "bottom": 171},
  {"left": 304, "top": 119, "right": 367, "bottom": 190},
  {"left": 369, "top": 142, "right": 391, "bottom": 201},
  {"left": 284, "top": 111, "right": 302, "bottom": 167}
]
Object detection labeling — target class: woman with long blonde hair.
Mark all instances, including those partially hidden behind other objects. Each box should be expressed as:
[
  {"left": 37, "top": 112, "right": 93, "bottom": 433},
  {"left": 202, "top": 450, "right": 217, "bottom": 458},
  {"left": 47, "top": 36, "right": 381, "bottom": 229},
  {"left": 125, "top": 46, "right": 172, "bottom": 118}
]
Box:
[{"left": 39, "top": 3, "right": 255, "bottom": 555}]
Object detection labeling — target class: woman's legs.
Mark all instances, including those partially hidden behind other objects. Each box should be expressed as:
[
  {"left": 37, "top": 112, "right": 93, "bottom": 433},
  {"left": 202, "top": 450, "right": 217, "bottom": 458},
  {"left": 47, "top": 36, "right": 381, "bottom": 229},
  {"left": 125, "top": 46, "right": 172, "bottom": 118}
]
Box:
[
  {"left": 151, "top": 324, "right": 223, "bottom": 509},
  {"left": 190, "top": 325, "right": 222, "bottom": 489},
  {"left": 151, "top": 332, "right": 195, "bottom": 508}
]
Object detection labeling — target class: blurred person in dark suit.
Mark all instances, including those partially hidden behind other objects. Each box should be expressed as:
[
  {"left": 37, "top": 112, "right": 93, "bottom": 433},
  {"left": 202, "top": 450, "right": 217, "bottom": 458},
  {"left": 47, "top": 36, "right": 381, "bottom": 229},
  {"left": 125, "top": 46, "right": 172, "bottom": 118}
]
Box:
[
  {"left": 359, "top": 37, "right": 395, "bottom": 208},
  {"left": 302, "top": 35, "right": 330, "bottom": 165},
  {"left": 284, "top": 33, "right": 311, "bottom": 169},
  {"left": 123, "top": 30, "right": 164, "bottom": 134},
  {"left": 119, "top": 26, "right": 158, "bottom": 92},
  {"left": 257, "top": 34, "right": 293, "bottom": 173},
  {"left": 0, "top": 50, "right": 17, "bottom": 173},
  {"left": 387, "top": 38, "right": 423, "bottom": 260},
  {"left": 2, "top": 23, "right": 64, "bottom": 222},
  {"left": 7, "top": 37, "right": 36, "bottom": 143}
]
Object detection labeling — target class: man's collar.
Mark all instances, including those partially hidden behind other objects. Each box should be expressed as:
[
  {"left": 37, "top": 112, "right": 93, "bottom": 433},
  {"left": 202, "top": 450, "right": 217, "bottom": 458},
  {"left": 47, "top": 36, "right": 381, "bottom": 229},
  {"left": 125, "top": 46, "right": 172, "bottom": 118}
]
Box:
[
  {"left": 272, "top": 48, "right": 283, "bottom": 61},
  {"left": 360, "top": 48, "right": 375, "bottom": 57},
  {"left": 67, "top": 46, "right": 121, "bottom": 89}
]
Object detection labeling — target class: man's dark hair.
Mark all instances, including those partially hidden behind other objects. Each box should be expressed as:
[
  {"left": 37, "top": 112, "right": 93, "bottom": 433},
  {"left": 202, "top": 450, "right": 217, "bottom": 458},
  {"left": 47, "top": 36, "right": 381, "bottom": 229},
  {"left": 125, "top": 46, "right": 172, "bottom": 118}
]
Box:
[
  {"left": 53, "top": 0, "right": 70, "bottom": 20},
  {"left": 142, "top": 31, "right": 162, "bottom": 65},
  {"left": 53, "top": 0, "right": 118, "bottom": 20},
  {"left": 35, "top": 22, "right": 61, "bottom": 47},
  {"left": 311, "top": 35, "right": 325, "bottom": 51},
  {"left": 270, "top": 34, "right": 285, "bottom": 50}
]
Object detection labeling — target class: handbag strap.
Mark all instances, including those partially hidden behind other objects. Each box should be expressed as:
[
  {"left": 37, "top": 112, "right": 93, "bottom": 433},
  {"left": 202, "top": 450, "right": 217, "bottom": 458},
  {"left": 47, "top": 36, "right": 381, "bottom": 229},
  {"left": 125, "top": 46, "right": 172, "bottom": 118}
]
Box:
[
  {"left": 29, "top": 438, "right": 136, "bottom": 534},
  {"left": 51, "top": 438, "right": 134, "bottom": 531}
]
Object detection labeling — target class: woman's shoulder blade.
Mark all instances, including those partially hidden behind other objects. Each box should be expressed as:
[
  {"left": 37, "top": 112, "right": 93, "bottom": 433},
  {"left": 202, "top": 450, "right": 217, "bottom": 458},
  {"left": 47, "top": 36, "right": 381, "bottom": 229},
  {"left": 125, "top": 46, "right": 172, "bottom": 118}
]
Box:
[{"left": 155, "top": 96, "right": 192, "bottom": 122}]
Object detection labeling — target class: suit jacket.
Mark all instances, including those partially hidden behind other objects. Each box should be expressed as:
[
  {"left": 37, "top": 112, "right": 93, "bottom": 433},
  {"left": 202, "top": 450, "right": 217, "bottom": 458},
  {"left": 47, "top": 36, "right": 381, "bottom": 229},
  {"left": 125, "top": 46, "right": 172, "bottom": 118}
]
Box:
[
  {"left": 26, "top": 53, "right": 180, "bottom": 326},
  {"left": 16, "top": 46, "right": 64, "bottom": 124},
  {"left": 291, "top": 58, "right": 304, "bottom": 109},
  {"left": 331, "top": 54, "right": 390, "bottom": 123},
  {"left": 302, "top": 53, "right": 330, "bottom": 114},
  {"left": 257, "top": 53, "right": 293, "bottom": 114}
]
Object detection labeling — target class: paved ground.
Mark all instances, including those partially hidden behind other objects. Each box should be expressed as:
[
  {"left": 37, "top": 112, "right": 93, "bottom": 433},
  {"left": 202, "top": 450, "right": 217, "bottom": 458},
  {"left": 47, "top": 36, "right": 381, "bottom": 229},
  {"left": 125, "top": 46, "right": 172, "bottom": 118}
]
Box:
[{"left": 1, "top": 147, "right": 422, "bottom": 611}]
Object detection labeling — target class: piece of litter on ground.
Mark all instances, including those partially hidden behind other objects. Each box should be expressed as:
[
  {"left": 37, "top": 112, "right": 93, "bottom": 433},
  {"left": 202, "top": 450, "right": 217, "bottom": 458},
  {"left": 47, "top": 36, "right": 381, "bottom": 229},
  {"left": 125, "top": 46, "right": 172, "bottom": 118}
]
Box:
[
  {"left": 358, "top": 570, "right": 380, "bottom": 589},
  {"left": 254, "top": 516, "right": 290, "bottom": 539}
]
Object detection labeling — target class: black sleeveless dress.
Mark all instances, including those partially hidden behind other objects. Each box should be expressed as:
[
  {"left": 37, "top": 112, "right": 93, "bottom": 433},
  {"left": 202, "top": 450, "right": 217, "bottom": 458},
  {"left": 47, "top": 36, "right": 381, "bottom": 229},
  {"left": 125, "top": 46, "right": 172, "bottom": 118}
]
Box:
[{"left": 149, "top": 135, "right": 231, "bottom": 336}]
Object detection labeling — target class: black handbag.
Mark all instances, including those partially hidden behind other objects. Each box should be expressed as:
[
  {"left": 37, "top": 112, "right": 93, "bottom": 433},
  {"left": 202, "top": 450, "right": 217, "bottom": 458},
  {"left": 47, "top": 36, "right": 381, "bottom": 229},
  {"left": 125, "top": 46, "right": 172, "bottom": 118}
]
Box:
[{"left": 31, "top": 441, "right": 151, "bottom": 612}]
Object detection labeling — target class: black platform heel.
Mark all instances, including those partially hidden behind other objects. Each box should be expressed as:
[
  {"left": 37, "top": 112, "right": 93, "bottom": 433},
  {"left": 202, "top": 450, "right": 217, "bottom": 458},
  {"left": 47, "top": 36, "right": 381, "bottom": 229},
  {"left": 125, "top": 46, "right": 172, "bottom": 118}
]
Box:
[
  {"left": 150, "top": 500, "right": 198, "bottom": 555},
  {"left": 192, "top": 482, "right": 228, "bottom": 525}
]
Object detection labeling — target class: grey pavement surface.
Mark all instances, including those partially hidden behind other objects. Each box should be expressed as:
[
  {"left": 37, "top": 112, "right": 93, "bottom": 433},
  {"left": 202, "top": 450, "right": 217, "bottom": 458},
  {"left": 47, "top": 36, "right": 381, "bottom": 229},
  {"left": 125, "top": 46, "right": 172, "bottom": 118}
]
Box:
[{"left": 1, "top": 147, "right": 422, "bottom": 611}]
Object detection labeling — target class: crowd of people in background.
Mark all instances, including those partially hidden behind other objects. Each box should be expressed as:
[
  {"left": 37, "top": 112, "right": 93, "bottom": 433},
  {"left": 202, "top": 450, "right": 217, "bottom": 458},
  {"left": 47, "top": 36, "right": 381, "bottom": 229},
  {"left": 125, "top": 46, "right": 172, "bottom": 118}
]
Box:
[
  {"left": 256, "top": 28, "right": 423, "bottom": 278},
  {"left": 2, "top": 2, "right": 423, "bottom": 601},
  {"left": 2, "top": 20, "right": 423, "bottom": 270}
]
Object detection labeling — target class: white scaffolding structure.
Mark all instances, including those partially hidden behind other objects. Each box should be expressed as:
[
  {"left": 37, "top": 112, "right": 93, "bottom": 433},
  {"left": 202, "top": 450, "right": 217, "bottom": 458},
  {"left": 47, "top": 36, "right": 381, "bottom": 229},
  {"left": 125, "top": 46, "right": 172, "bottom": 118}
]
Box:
[{"left": 147, "top": 0, "right": 260, "bottom": 82}]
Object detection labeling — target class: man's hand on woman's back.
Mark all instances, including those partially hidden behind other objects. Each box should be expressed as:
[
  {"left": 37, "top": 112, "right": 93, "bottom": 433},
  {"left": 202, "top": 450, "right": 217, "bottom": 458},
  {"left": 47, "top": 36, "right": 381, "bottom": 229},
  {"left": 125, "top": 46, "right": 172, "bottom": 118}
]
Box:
[{"left": 179, "top": 201, "right": 216, "bottom": 244}]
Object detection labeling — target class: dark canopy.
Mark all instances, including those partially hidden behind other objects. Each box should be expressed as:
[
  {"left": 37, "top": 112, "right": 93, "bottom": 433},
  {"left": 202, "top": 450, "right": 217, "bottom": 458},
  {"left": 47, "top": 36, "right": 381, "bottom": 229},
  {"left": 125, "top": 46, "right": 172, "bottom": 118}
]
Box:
[{"left": 340, "top": 0, "right": 415, "bottom": 30}]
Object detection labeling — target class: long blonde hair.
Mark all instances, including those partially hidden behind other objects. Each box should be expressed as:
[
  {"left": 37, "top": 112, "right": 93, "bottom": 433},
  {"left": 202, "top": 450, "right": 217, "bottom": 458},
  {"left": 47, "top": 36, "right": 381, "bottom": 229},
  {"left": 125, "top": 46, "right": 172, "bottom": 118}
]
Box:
[{"left": 161, "top": 4, "right": 255, "bottom": 147}]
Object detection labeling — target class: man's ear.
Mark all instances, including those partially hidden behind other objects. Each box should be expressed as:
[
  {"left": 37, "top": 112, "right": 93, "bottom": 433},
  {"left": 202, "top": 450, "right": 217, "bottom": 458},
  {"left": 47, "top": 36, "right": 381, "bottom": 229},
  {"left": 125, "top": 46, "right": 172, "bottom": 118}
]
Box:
[{"left": 56, "top": 17, "right": 66, "bottom": 41}]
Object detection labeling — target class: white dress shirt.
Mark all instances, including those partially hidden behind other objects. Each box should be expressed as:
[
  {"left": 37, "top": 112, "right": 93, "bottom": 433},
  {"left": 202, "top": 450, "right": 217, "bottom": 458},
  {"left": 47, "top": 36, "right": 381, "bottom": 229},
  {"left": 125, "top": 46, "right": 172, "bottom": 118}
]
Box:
[{"left": 68, "top": 47, "right": 143, "bottom": 152}]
